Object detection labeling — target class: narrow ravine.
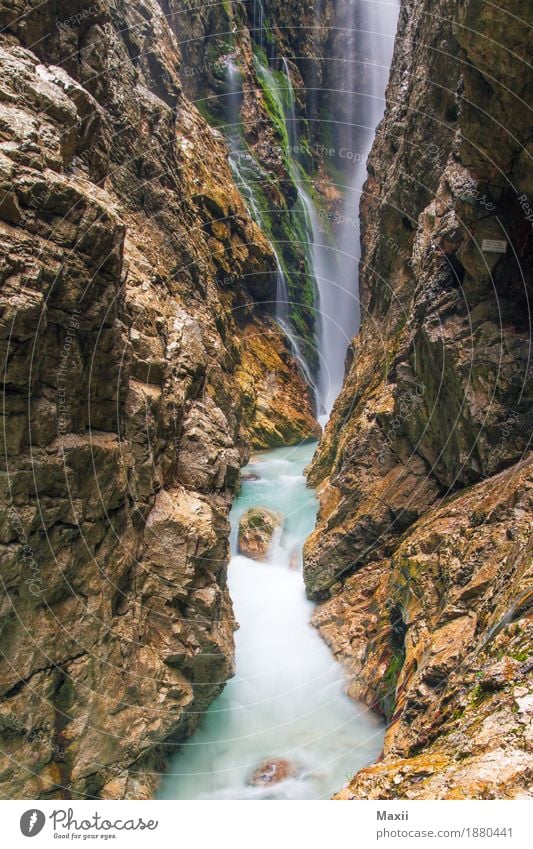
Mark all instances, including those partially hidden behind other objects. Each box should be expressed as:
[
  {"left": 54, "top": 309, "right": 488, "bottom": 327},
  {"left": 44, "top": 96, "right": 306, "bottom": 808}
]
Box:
[
  {"left": 158, "top": 442, "right": 384, "bottom": 800},
  {"left": 158, "top": 0, "right": 400, "bottom": 802},
  {"left": 1, "top": 0, "right": 529, "bottom": 805}
]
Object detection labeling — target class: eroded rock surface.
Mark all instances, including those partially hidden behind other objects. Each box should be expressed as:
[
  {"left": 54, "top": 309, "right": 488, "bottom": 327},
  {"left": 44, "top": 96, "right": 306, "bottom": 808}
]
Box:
[
  {"left": 304, "top": 0, "right": 532, "bottom": 799},
  {"left": 238, "top": 507, "right": 284, "bottom": 561},
  {"left": 237, "top": 319, "right": 320, "bottom": 449},
  {"left": 0, "top": 0, "right": 313, "bottom": 799},
  {"left": 315, "top": 458, "right": 533, "bottom": 799}
]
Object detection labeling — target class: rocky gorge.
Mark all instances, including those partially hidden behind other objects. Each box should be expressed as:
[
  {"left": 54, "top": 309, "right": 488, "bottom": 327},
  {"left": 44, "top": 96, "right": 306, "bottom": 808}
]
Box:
[{"left": 0, "top": 0, "right": 531, "bottom": 802}]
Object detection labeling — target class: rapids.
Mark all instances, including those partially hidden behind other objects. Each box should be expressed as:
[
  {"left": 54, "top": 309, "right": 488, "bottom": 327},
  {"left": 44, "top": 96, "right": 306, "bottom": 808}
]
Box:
[{"left": 158, "top": 443, "right": 384, "bottom": 800}]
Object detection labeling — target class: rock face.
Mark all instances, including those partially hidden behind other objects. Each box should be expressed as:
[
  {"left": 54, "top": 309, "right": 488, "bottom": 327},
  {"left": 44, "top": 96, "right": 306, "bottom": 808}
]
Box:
[
  {"left": 304, "top": 0, "right": 532, "bottom": 798},
  {"left": 0, "top": 0, "right": 313, "bottom": 799},
  {"left": 238, "top": 507, "right": 284, "bottom": 561},
  {"left": 316, "top": 458, "right": 533, "bottom": 799},
  {"left": 168, "top": 1, "right": 357, "bottom": 376},
  {"left": 238, "top": 319, "right": 321, "bottom": 449}
]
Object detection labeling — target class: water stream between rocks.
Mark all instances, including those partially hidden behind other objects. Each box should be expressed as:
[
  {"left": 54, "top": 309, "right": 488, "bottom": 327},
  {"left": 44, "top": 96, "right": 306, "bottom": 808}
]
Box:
[
  {"left": 158, "top": 442, "right": 384, "bottom": 800},
  {"left": 158, "top": 0, "right": 400, "bottom": 802}
]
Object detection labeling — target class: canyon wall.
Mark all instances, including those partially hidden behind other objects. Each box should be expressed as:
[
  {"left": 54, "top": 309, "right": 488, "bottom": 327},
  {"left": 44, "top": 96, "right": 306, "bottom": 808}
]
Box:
[
  {"left": 0, "top": 0, "right": 315, "bottom": 799},
  {"left": 167, "top": 0, "right": 324, "bottom": 372},
  {"left": 305, "top": 0, "right": 532, "bottom": 798}
]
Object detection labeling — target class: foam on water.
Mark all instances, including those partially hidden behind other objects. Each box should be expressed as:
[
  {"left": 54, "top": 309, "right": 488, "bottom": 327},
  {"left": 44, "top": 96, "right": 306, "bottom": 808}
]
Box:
[{"left": 158, "top": 443, "right": 384, "bottom": 800}]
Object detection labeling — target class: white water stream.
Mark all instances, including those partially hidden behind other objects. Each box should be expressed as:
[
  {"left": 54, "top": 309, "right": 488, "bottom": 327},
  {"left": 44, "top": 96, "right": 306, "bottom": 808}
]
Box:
[
  {"left": 158, "top": 443, "right": 384, "bottom": 799},
  {"left": 249, "top": 0, "right": 399, "bottom": 420},
  {"left": 327, "top": 0, "right": 400, "bottom": 415}
]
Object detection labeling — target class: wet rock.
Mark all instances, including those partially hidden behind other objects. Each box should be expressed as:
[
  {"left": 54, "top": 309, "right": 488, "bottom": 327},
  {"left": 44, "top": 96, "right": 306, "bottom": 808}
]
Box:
[
  {"left": 238, "top": 508, "right": 284, "bottom": 561},
  {"left": 304, "top": 0, "right": 532, "bottom": 600},
  {"left": 0, "top": 0, "right": 315, "bottom": 801},
  {"left": 305, "top": 0, "right": 532, "bottom": 802},
  {"left": 318, "top": 457, "right": 533, "bottom": 800},
  {"left": 237, "top": 320, "right": 321, "bottom": 449},
  {"left": 242, "top": 473, "right": 261, "bottom": 482},
  {"left": 248, "top": 758, "right": 297, "bottom": 786}
]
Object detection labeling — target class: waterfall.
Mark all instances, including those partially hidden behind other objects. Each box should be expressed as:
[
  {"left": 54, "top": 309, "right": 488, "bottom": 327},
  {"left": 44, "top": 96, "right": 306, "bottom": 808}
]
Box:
[
  {"left": 224, "top": 56, "right": 319, "bottom": 399},
  {"left": 179, "top": 1, "right": 399, "bottom": 421},
  {"left": 226, "top": 58, "right": 242, "bottom": 139},
  {"left": 251, "top": 56, "right": 334, "bottom": 420},
  {"left": 273, "top": 261, "right": 318, "bottom": 393},
  {"left": 252, "top": 0, "right": 266, "bottom": 55},
  {"left": 321, "top": 0, "right": 400, "bottom": 414},
  {"left": 249, "top": 2, "right": 399, "bottom": 421},
  {"left": 255, "top": 57, "right": 333, "bottom": 420},
  {"left": 226, "top": 4, "right": 400, "bottom": 417}
]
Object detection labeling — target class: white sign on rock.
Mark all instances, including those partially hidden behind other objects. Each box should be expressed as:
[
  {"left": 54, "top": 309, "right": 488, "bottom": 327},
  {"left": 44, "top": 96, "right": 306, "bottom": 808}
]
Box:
[{"left": 481, "top": 239, "right": 507, "bottom": 253}]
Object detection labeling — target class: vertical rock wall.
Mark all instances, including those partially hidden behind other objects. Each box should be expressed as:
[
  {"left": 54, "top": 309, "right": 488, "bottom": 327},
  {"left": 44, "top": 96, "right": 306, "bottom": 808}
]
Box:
[
  {"left": 304, "top": 0, "right": 532, "bottom": 798},
  {"left": 0, "top": 0, "right": 314, "bottom": 799}
]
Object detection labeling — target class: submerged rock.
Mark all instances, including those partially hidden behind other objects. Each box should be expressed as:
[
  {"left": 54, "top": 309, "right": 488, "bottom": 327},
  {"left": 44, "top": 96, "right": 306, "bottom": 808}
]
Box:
[
  {"left": 238, "top": 508, "right": 284, "bottom": 560},
  {"left": 289, "top": 546, "right": 301, "bottom": 571},
  {"left": 248, "top": 758, "right": 297, "bottom": 786}
]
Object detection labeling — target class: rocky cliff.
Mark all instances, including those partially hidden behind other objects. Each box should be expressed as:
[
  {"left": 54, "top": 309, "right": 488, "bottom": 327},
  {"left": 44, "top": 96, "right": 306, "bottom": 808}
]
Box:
[
  {"left": 167, "top": 0, "right": 324, "bottom": 371},
  {"left": 1, "top": 0, "right": 531, "bottom": 804},
  {"left": 0, "top": 0, "right": 316, "bottom": 799},
  {"left": 305, "top": 0, "right": 532, "bottom": 798}
]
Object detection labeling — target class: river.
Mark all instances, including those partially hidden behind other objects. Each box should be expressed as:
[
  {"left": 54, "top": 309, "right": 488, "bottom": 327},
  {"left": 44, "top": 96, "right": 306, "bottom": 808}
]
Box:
[{"left": 158, "top": 441, "right": 384, "bottom": 799}]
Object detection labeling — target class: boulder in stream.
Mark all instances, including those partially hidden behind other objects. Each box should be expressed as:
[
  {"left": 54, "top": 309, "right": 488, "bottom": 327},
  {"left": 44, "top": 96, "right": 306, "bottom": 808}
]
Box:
[
  {"left": 248, "top": 758, "right": 297, "bottom": 786},
  {"left": 238, "top": 507, "right": 283, "bottom": 560}
]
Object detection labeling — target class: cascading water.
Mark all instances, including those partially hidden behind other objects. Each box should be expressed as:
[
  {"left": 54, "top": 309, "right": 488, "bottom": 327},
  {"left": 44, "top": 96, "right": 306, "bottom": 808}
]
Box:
[
  {"left": 270, "top": 61, "right": 341, "bottom": 422},
  {"left": 160, "top": 0, "right": 400, "bottom": 800},
  {"left": 329, "top": 0, "right": 400, "bottom": 414},
  {"left": 251, "top": 54, "right": 338, "bottom": 421},
  {"left": 158, "top": 444, "right": 384, "bottom": 799},
  {"left": 251, "top": 0, "right": 399, "bottom": 420},
  {"left": 278, "top": 0, "right": 401, "bottom": 418},
  {"left": 228, "top": 149, "right": 318, "bottom": 395},
  {"left": 224, "top": 48, "right": 319, "bottom": 400}
]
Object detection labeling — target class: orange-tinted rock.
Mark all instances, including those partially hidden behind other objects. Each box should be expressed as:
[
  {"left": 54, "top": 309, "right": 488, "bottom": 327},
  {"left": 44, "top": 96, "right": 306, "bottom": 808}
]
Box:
[
  {"left": 304, "top": 0, "right": 531, "bottom": 802},
  {"left": 0, "top": 0, "right": 313, "bottom": 801},
  {"left": 238, "top": 508, "right": 284, "bottom": 561},
  {"left": 237, "top": 320, "right": 321, "bottom": 450},
  {"left": 315, "top": 458, "right": 533, "bottom": 800},
  {"left": 248, "top": 758, "right": 297, "bottom": 786}
]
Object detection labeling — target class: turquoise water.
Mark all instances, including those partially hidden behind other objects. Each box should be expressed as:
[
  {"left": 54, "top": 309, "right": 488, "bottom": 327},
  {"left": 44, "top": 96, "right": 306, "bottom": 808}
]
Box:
[{"left": 158, "top": 442, "right": 384, "bottom": 799}]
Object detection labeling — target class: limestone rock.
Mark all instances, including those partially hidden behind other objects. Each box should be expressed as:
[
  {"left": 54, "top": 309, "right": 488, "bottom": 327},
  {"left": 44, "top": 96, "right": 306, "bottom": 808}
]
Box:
[
  {"left": 238, "top": 508, "right": 284, "bottom": 561},
  {"left": 305, "top": 0, "right": 533, "bottom": 800},
  {"left": 237, "top": 319, "right": 320, "bottom": 449},
  {"left": 317, "top": 449, "right": 533, "bottom": 800},
  {"left": 0, "top": 0, "right": 312, "bottom": 800},
  {"left": 305, "top": 0, "right": 532, "bottom": 600}
]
